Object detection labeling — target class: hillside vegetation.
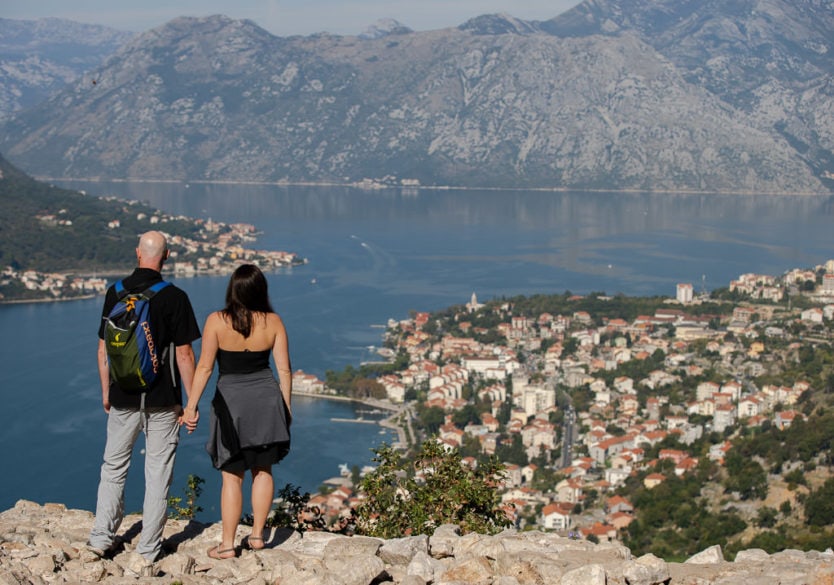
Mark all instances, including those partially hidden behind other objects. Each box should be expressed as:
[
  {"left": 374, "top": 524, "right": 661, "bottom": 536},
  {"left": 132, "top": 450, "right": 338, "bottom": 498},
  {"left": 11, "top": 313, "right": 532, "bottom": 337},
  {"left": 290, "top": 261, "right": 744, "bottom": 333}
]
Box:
[{"left": 0, "top": 153, "right": 198, "bottom": 272}]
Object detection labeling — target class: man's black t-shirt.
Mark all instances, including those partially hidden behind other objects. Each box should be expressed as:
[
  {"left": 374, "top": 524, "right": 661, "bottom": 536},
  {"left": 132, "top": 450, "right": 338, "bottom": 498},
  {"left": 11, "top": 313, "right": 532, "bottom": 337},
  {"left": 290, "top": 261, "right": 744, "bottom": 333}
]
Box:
[{"left": 98, "top": 268, "right": 201, "bottom": 409}]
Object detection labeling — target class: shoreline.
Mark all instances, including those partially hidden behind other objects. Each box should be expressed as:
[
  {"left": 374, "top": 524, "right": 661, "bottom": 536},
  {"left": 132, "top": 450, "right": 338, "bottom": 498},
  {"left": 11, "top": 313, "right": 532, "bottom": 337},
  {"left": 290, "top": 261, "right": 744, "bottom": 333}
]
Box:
[
  {"left": 294, "top": 390, "right": 408, "bottom": 448},
  {"left": 293, "top": 389, "right": 399, "bottom": 412},
  {"left": 38, "top": 176, "right": 832, "bottom": 197},
  {"left": 0, "top": 263, "right": 305, "bottom": 305},
  {"left": 0, "top": 293, "right": 98, "bottom": 305}
]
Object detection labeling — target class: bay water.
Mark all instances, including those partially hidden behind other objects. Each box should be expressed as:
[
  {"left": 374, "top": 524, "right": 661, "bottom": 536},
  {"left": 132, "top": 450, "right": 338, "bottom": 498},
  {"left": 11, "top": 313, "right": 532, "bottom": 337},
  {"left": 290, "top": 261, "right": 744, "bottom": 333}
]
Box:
[{"left": 1, "top": 184, "right": 832, "bottom": 521}]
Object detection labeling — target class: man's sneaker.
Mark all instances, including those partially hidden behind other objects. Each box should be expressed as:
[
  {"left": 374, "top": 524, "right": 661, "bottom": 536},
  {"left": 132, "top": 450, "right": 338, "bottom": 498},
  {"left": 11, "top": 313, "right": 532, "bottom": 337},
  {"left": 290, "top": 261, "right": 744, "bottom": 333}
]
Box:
[
  {"left": 124, "top": 552, "right": 159, "bottom": 577},
  {"left": 85, "top": 542, "right": 112, "bottom": 560},
  {"left": 139, "top": 559, "right": 158, "bottom": 578}
]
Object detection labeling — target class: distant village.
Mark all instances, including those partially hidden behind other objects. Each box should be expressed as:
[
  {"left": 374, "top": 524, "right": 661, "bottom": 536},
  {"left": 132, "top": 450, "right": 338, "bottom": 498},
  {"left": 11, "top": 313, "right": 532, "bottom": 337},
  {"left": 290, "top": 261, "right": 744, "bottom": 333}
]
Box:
[
  {"left": 292, "top": 259, "right": 834, "bottom": 539},
  {"left": 0, "top": 209, "right": 304, "bottom": 302}
]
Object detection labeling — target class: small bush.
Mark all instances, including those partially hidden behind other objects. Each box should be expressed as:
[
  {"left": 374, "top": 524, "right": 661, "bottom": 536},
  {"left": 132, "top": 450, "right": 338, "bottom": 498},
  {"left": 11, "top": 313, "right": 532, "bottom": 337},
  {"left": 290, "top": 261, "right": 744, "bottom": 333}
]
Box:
[
  {"left": 167, "top": 474, "right": 204, "bottom": 520},
  {"left": 355, "top": 440, "right": 511, "bottom": 539}
]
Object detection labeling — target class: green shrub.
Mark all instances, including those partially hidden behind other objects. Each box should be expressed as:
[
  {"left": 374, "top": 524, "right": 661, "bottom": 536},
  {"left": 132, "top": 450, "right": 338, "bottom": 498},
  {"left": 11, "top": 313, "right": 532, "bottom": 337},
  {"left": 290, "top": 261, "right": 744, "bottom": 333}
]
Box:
[
  {"left": 263, "top": 483, "right": 325, "bottom": 533},
  {"left": 167, "top": 474, "right": 204, "bottom": 520},
  {"left": 355, "top": 441, "right": 510, "bottom": 538}
]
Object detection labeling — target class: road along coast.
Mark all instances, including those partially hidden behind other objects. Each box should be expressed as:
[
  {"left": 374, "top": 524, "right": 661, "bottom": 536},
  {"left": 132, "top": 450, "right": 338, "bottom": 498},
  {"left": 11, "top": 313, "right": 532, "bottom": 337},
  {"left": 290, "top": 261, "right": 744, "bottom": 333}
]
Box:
[{"left": 293, "top": 390, "right": 410, "bottom": 449}]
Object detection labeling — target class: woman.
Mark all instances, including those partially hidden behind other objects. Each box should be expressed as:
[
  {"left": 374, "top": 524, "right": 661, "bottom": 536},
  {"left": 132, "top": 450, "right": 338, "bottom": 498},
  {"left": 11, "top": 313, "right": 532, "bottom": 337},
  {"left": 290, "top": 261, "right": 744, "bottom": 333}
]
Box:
[{"left": 183, "top": 264, "right": 292, "bottom": 559}]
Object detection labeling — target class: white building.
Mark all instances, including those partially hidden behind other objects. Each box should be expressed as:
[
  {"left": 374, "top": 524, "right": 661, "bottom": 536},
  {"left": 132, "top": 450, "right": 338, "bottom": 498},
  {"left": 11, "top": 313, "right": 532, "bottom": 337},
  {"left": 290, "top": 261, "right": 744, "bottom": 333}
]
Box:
[
  {"left": 676, "top": 283, "right": 694, "bottom": 304},
  {"left": 541, "top": 503, "right": 573, "bottom": 531},
  {"left": 513, "top": 377, "right": 556, "bottom": 417}
]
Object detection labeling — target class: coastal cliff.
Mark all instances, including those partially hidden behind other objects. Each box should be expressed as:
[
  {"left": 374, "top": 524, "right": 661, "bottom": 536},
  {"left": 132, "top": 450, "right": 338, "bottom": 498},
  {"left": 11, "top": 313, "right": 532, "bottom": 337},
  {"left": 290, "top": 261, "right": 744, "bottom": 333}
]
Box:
[{"left": 2, "top": 500, "right": 832, "bottom": 584}]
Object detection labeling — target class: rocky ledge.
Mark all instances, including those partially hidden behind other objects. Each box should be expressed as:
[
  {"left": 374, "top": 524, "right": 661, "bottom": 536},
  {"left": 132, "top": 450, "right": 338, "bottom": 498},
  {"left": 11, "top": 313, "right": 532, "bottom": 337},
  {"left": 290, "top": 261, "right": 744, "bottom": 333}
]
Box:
[{"left": 1, "top": 500, "right": 833, "bottom": 584}]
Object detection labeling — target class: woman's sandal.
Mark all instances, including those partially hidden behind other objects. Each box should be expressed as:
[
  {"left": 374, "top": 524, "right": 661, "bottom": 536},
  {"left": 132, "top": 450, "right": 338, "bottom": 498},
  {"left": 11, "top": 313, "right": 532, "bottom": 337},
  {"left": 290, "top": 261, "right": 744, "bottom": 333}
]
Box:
[
  {"left": 207, "top": 545, "right": 237, "bottom": 560},
  {"left": 242, "top": 535, "right": 265, "bottom": 550}
]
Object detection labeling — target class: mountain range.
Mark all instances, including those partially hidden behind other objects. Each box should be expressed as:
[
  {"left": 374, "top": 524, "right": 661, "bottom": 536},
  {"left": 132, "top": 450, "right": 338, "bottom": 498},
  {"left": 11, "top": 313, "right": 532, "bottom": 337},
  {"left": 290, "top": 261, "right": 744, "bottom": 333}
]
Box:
[
  {"left": 0, "top": 0, "right": 832, "bottom": 194},
  {"left": 0, "top": 17, "right": 133, "bottom": 121}
]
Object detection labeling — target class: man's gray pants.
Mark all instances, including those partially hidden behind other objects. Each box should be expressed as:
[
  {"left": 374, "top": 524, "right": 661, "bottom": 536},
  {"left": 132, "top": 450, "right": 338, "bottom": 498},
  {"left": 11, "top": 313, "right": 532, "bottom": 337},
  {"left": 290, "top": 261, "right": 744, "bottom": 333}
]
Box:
[{"left": 89, "top": 406, "right": 180, "bottom": 561}]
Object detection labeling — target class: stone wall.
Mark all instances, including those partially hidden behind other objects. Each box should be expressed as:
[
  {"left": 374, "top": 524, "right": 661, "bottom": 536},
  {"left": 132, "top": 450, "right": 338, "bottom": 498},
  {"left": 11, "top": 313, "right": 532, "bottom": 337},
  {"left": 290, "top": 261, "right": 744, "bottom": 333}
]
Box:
[{"left": 1, "top": 500, "right": 833, "bottom": 584}]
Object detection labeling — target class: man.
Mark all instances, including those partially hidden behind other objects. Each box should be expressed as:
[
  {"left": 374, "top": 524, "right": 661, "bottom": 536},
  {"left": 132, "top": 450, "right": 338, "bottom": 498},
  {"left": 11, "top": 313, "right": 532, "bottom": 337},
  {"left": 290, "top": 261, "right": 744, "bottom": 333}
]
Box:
[{"left": 88, "top": 231, "right": 201, "bottom": 567}]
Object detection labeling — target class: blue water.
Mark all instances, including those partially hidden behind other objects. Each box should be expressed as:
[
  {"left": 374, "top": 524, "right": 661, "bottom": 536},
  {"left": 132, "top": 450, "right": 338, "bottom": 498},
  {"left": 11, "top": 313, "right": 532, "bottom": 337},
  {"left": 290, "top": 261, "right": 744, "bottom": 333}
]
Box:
[
  {"left": 0, "top": 285, "right": 397, "bottom": 521},
  {"left": 1, "top": 184, "right": 833, "bottom": 520}
]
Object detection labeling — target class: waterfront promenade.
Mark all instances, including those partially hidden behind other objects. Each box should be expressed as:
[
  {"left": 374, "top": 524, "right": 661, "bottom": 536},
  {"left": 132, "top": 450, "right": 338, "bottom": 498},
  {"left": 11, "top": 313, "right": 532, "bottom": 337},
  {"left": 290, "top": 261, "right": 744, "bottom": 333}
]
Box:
[{"left": 293, "top": 390, "right": 411, "bottom": 449}]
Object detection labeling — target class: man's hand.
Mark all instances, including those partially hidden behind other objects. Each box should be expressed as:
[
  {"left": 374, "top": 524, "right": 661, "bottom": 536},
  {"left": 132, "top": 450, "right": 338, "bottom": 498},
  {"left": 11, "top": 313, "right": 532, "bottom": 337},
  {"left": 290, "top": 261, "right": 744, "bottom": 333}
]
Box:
[{"left": 181, "top": 406, "right": 199, "bottom": 434}]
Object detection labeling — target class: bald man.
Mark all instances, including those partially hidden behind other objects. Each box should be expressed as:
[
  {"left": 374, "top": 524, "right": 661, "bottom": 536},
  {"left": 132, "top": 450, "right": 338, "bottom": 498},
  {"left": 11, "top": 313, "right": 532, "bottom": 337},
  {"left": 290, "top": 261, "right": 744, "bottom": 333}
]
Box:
[{"left": 88, "top": 231, "right": 201, "bottom": 570}]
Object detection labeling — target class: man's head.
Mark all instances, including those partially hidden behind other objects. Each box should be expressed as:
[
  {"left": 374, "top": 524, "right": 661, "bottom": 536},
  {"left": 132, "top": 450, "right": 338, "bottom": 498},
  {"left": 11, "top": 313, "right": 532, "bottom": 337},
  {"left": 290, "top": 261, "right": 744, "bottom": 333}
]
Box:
[{"left": 136, "top": 231, "right": 169, "bottom": 271}]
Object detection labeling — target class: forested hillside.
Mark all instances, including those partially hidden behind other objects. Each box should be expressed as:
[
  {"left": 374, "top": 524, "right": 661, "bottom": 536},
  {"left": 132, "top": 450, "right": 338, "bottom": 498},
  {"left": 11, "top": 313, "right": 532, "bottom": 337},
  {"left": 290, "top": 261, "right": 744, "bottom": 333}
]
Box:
[{"left": 0, "top": 153, "right": 197, "bottom": 272}]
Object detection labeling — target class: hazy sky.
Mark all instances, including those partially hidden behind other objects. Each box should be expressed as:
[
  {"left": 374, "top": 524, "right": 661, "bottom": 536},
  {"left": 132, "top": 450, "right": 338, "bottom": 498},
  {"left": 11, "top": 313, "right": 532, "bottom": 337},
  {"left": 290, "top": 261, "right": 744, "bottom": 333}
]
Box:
[{"left": 3, "top": 1, "right": 581, "bottom": 37}]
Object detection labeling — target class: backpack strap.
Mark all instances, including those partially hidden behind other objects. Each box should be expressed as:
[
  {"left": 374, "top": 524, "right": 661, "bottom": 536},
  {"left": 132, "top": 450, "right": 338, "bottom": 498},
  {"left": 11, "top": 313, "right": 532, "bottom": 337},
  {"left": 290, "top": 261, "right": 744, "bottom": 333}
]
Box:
[
  {"left": 114, "top": 279, "right": 128, "bottom": 299},
  {"left": 113, "top": 279, "right": 169, "bottom": 300},
  {"left": 142, "top": 280, "right": 171, "bottom": 299},
  {"left": 143, "top": 281, "right": 175, "bottom": 382},
  {"left": 113, "top": 280, "right": 171, "bottom": 299},
  {"left": 166, "top": 341, "right": 176, "bottom": 387}
]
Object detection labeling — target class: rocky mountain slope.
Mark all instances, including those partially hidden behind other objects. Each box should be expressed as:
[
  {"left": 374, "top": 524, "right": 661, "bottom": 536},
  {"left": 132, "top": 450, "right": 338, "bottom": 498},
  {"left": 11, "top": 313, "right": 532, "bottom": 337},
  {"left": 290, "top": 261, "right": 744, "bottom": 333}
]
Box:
[
  {"left": 0, "top": 1, "right": 831, "bottom": 193},
  {"left": 0, "top": 18, "right": 133, "bottom": 121},
  {"left": 543, "top": 0, "right": 834, "bottom": 190},
  {"left": 3, "top": 500, "right": 833, "bottom": 584}
]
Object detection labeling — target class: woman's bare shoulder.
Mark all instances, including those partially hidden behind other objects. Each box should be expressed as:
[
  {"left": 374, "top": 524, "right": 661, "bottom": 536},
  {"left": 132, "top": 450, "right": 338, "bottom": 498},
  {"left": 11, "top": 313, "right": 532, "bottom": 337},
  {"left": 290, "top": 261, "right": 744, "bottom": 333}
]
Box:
[
  {"left": 205, "top": 310, "right": 226, "bottom": 325},
  {"left": 265, "top": 312, "right": 286, "bottom": 332}
]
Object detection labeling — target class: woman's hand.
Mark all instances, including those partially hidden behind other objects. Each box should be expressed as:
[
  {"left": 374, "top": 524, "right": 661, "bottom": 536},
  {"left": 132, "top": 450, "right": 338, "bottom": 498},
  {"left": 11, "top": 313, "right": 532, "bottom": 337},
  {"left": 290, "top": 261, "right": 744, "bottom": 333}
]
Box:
[{"left": 182, "top": 406, "right": 199, "bottom": 434}]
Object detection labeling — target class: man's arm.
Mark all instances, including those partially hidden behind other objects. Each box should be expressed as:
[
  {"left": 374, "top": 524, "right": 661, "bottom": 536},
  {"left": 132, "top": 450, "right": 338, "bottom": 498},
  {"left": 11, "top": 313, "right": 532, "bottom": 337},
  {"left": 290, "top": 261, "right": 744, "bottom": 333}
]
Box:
[
  {"left": 176, "top": 343, "right": 196, "bottom": 416},
  {"left": 97, "top": 339, "right": 111, "bottom": 413}
]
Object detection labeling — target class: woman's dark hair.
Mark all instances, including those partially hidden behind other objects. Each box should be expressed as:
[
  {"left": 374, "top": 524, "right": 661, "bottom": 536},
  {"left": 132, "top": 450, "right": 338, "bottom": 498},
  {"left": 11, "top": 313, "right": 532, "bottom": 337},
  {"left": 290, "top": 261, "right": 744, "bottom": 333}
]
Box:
[{"left": 222, "top": 264, "right": 274, "bottom": 337}]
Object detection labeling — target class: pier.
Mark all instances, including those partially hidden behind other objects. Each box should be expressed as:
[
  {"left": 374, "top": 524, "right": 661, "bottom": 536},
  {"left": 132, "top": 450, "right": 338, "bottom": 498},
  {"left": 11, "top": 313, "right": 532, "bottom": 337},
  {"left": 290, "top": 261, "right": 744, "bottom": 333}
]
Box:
[{"left": 330, "top": 417, "right": 377, "bottom": 425}]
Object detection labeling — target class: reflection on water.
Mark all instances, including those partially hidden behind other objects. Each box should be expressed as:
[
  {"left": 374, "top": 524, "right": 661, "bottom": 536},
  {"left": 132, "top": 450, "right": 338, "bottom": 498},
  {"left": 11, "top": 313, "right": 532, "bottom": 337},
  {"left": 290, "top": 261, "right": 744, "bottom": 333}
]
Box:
[
  {"left": 63, "top": 181, "right": 834, "bottom": 296},
  {"left": 69, "top": 180, "right": 834, "bottom": 232}
]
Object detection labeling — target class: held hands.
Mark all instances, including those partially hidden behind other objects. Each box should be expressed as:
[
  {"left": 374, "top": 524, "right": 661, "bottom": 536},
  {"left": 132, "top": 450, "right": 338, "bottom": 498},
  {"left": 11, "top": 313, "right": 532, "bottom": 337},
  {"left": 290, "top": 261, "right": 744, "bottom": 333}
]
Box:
[{"left": 181, "top": 406, "right": 199, "bottom": 434}]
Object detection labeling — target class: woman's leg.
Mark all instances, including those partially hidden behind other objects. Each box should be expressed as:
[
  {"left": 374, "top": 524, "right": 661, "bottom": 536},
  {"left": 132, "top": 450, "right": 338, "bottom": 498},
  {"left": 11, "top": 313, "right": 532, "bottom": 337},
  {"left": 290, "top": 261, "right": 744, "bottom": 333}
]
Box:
[
  {"left": 249, "top": 466, "right": 274, "bottom": 543},
  {"left": 220, "top": 469, "right": 245, "bottom": 550}
]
